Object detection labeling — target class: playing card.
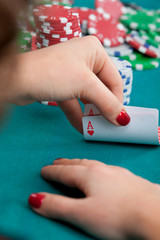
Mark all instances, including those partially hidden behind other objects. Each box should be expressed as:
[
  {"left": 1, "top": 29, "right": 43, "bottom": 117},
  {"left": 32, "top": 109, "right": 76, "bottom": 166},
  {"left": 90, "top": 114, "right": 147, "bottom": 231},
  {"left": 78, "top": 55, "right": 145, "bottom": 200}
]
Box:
[
  {"left": 83, "top": 106, "right": 159, "bottom": 145},
  {"left": 84, "top": 104, "right": 101, "bottom": 116}
]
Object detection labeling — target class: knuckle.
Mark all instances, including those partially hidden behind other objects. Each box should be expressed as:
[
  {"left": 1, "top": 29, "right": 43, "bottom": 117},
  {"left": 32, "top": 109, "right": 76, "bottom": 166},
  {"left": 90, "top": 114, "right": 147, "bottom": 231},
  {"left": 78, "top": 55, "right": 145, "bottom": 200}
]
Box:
[
  {"left": 106, "top": 96, "right": 120, "bottom": 115},
  {"left": 81, "top": 158, "right": 89, "bottom": 164},
  {"left": 84, "top": 35, "right": 101, "bottom": 47}
]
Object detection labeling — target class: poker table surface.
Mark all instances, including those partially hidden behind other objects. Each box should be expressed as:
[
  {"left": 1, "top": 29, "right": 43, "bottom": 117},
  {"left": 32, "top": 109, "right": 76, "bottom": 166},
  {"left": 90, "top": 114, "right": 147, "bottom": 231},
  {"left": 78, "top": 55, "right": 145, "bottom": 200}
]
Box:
[{"left": 1, "top": 0, "right": 160, "bottom": 239}]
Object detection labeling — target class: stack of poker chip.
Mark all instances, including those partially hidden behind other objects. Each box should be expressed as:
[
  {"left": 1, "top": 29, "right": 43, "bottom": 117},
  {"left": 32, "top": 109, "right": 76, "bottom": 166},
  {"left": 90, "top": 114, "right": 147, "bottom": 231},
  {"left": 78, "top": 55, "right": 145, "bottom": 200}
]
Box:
[
  {"left": 73, "top": 0, "right": 160, "bottom": 71},
  {"left": 111, "top": 57, "right": 133, "bottom": 105},
  {"left": 16, "top": 30, "right": 32, "bottom": 53},
  {"left": 33, "top": 4, "right": 81, "bottom": 49},
  {"left": 32, "top": 4, "right": 81, "bottom": 106},
  {"left": 119, "top": 8, "right": 160, "bottom": 70}
]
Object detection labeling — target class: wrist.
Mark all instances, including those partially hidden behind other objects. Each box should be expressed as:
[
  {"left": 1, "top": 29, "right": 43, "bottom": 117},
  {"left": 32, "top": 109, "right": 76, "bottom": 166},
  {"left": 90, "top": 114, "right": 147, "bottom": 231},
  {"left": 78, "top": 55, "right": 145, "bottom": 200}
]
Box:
[{"left": 133, "top": 185, "right": 160, "bottom": 240}]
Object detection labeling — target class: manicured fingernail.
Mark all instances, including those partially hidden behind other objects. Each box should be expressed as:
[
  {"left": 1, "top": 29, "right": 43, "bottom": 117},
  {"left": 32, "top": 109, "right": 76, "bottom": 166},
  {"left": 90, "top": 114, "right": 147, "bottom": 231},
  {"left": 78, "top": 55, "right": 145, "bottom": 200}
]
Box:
[
  {"left": 28, "top": 193, "right": 45, "bottom": 208},
  {"left": 116, "top": 110, "right": 130, "bottom": 126},
  {"left": 55, "top": 158, "right": 62, "bottom": 161}
]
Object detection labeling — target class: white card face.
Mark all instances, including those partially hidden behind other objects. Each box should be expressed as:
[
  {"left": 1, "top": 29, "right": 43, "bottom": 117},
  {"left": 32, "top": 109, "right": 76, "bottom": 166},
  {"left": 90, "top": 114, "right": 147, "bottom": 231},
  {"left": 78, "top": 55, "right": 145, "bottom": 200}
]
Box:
[{"left": 83, "top": 106, "right": 159, "bottom": 145}]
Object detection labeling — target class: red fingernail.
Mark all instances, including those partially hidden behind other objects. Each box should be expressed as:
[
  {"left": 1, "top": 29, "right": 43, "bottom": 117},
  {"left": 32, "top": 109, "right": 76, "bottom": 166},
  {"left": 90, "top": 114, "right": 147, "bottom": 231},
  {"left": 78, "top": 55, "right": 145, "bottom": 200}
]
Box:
[
  {"left": 116, "top": 110, "right": 130, "bottom": 126},
  {"left": 55, "top": 158, "right": 62, "bottom": 161},
  {"left": 28, "top": 193, "right": 45, "bottom": 208}
]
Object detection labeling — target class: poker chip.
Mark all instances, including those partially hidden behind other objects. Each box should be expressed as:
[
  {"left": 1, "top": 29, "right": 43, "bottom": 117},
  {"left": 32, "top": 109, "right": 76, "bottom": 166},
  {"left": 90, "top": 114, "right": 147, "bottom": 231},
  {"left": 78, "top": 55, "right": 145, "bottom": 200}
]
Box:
[
  {"left": 120, "top": 9, "right": 160, "bottom": 31},
  {"left": 33, "top": 4, "right": 79, "bottom": 24},
  {"left": 123, "top": 2, "right": 142, "bottom": 11},
  {"left": 73, "top": 7, "right": 97, "bottom": 34},
  {"left": 36, "top": 25, "right": 81, "bottom": 36},
  {"left": 105, "top": 43, "right": 133, "bottom": 57},
  {"left": 126, "top": 31, "right": 160, "bottom": 58},
  {"left": 39, "top": 101, "right": 58, "bottom": 106},
  {"left": 95, "top": 0, "right": 127, "bottom": 20},
  {"left": 51, "top": 0, "right": 74, "bottom": 6},
  {"left": 148, "top": 30, "right": 160, "bottom": 45},
  {"left": 16, "top": 30, "right": 32, "bottom": 53},
  {"left": 123, "top": 96, "right": 130, "bottom": 106},
  {"left": 33, "top": 4, "right": 81, "bottom": 106},
  {"left": 88, "top": 12, "right": 126, "bottom": 47},
  {"left": 138, "top": 30, "right": 160, "bottom": 49},
  {"left": 111, "top": 57, "right": 133, "bottom": 105},
  {"left": 120, "top": 52, "right": 160, "bottom": 70}
]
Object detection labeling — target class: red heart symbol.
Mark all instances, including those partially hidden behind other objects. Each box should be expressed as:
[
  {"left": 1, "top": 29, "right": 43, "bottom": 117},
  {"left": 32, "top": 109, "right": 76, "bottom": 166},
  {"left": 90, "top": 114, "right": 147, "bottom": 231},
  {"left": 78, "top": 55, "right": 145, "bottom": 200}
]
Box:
[{"left": 87, "top": 130, "right": 94, "bottom": 136}]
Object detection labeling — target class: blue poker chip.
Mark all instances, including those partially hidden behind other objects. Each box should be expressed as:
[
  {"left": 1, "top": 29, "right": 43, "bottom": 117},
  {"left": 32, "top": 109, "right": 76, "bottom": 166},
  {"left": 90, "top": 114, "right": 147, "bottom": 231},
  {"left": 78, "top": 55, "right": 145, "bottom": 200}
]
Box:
[
  {"left": 110, "top": 57, "right": 133, "bottom": 106},
  {"left": 105, "top": 43, "right": 133, "bottom": 57}
]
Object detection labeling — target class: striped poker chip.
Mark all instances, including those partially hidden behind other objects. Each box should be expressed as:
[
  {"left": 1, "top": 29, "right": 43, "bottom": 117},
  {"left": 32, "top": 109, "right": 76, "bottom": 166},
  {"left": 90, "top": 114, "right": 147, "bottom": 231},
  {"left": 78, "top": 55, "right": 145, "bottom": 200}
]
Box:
[
  {"left": 36, "top": 31, "right": 82, "bottom": 46},
  {"left": 34, "top": 18, "right": 80, "bottom": 31},
  {"left": 33, "top": 5, "right": 79, "bottom": 24},
  {"left": 39, "top": 101, "right": 58, "bottom": 106},
  {"left": 37, "top": 29, "right": 82, "bottom": 39},
  {"left": 95, "top": 0, "right": 127, "bottom": 20},
  {"left": 120, "top": 9, "right": 160, "bottom": 31},
  {"left": 36, "top": 25, "right": 81, "bottom": 36},
  {"left": 110, "top": 57, "right": 133, "bottom": 105},
  {"left": 138, "top": 30, "right": 160, "bottom": 49},
  {"left": 88, "top": 12, "right": 126, "bottom": 47},
  {"left": 126, "top": 32, "right": 160, "bottom": 58},
  {"left": 123, "top": 96, "right": 130, "bottom": 106},
  {"left": 73, "top": 7, "right": 97, "bottom": 34},
  {"left": 120, "top": 52, "right": 160, "bottom": 70},
  {"left": 105, "top": 43, "right": 133, "bottom": 57}
]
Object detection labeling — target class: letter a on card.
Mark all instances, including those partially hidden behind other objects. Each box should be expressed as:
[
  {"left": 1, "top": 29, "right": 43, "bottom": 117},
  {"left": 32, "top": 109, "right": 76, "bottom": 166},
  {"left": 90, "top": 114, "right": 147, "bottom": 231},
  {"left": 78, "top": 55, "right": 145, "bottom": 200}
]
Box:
[
  {"left": 89, "top": 109, "right": 93, "bottom": 116},
  {"left": 87, "top": 121, "right": 94, "bottom": 136}
]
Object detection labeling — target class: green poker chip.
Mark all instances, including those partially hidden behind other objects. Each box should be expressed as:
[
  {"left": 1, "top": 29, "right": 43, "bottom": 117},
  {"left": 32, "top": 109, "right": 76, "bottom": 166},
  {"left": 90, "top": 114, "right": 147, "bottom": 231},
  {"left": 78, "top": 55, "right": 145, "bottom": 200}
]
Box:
[
  {"left": 138, "top": 30, "right": 160, "bottom": 48},
  {"left": 17, "top": 30, "right": 32, "bottom": 46},
  {"left": 16, "top": 30, "right": 32, "bottom": 53},
  {"left": 120, "top": 51, "right": 160, "bottom": 70},
  {"left": 120, "top": 9, "right": 160, "bottom": 31}
]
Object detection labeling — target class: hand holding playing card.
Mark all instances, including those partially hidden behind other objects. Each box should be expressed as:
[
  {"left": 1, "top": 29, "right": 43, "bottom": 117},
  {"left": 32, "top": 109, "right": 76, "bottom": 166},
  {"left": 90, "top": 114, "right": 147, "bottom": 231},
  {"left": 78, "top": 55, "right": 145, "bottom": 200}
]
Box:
[
  {"left": 28, "top": 158, "right": 160, "bottom": 240},
  {"left": 12, "top": 36, "right": 130, "bottom": 133}
]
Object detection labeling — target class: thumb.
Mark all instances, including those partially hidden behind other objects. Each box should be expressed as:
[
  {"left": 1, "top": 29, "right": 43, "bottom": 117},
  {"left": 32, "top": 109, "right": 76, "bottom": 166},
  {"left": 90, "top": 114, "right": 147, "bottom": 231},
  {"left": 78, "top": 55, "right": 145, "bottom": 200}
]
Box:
[{"left": 28, "top": 193, "right": 82, "bottom": 222}]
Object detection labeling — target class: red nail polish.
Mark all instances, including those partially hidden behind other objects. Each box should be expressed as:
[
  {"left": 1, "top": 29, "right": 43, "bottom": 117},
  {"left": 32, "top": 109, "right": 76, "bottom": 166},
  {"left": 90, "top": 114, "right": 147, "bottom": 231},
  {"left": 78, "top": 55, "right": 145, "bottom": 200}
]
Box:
[
  {"left": 55, "top": 158, "right": 62, "bottom": 161},
  {"left": 116, "top": 110, "right": 130, "bottom": 126},
  {"left": 28, "top": 193, "right": 45, "bottom": 208}
]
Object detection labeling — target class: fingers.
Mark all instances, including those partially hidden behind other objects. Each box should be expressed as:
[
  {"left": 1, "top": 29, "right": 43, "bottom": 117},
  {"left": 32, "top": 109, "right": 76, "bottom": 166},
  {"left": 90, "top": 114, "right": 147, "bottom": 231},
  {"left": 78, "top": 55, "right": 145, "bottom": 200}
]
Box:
[
  {"left": 58, "top": 99, "right": 83, "bottom": 134},
  {"left": 83, "top": 36, "right": 123, "bottom": 103},
  {"left": 53, "top": 158, "right": 105, "bottom": 168},
  {"left": 97, "top": 55, "right": 123, "bottom": 103},
  {"left": 41, "top": 164, "right": 88, "bottom": 193},
  {"left": 28, "top": 192, "right": 83, "bottom": 222},
  {"left": 83, "top": 71, "right": 130, "bottom": 126}
]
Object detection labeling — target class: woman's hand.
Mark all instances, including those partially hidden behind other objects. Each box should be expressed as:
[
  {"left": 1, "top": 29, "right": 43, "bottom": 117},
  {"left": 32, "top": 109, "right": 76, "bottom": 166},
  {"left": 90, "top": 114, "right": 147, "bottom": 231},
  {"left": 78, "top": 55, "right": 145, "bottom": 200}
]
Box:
[
  {"left": 28, "top": 159, "right": 160, "bottom": 240},
  {"left": 9, "top": 36, "right": 130, "bottom": 133}
]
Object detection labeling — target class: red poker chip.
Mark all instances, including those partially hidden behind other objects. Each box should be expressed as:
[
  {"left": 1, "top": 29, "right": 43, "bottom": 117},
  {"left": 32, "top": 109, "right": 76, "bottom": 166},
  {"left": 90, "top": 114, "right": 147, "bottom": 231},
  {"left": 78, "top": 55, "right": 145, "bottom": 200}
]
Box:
[
  {"left": 36, "top": 25, "right": 81, "bottom": 36},
  {"left": 34, "top": 19, "right": 80, "bottom": 32},
  {"left": 126, "top": 34, "right": 158, "bottom": 58},
  {"left": 36, "top": 32, "right": 81, "bottom": 46},
  {"left": 73, "top": 7, "right": 97, "bottom": 28},
  {"left": 95, "top": 0, "right": 127, "bottom": 20},
  {"left": 39, "top": 101, "right": 58, "bottom": 106},
  {"left": 88, "top": 12, "right": 126, "bottom": 47},
  {"left": 38, "top": 30, "right": 82, "bottom": 40},
  {"left": 33, "top": 5, "right": 79, "bottom": 24},
  {"left": 34, "top": 16, "right": 80, "bottom": 29}
]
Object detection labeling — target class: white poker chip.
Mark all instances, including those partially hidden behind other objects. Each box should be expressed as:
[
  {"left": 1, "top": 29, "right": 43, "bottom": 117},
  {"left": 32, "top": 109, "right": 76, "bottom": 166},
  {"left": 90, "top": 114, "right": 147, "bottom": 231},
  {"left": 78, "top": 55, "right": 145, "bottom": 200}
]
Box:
[
  {"left": 110, "top": 57, "right": 133, "bottom": 106},
  {"left": 105, "top": 43, "right": 133, "bottom": 57}
]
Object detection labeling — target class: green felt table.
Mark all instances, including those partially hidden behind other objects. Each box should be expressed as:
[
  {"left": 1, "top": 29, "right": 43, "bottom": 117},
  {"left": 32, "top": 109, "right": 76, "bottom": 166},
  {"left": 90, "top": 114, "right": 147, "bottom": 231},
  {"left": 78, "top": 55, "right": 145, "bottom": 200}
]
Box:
[{"left": 0, "top": 0, "right": 160, "bottom": 239}]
